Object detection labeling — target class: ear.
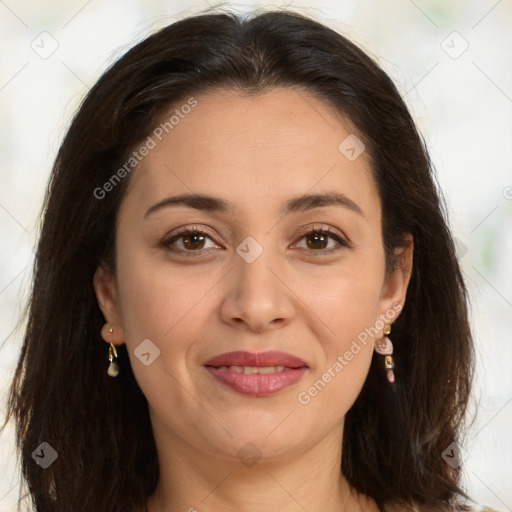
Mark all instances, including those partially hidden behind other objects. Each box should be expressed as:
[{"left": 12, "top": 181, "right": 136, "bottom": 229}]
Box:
[
  {"left": 377, "top": 233, "right": 414, "bottom": 321},
  {"left": 93, "top": 264, "right": 125, "bottom": 345}
]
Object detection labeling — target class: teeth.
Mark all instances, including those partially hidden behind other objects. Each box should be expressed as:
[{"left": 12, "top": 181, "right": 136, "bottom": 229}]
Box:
[
  {"left": 216, "top": 365, "right": 288, "bottom": 373},
  {"left": 258, "top": 366, "right": 278, "bottom": 374}
]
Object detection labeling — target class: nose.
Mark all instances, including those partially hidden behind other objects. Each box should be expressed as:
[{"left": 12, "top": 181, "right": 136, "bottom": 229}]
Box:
[{"left": 219, "top": 242, "right": 295, "bottom": 333}]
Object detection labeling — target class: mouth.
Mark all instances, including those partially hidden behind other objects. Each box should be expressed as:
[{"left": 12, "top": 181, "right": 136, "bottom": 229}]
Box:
[
  {"left": 204, "top": 351, "right": 309, "bottom": 396},
  {"left": 204, "top": 350, "right": 308, "bottom": 369},
  {"left": 212, "top": 364, "right": 295, "bottom": 373}
]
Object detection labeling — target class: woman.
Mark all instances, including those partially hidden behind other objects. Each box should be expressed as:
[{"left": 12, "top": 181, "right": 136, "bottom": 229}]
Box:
[{"left": 3, "top": 8, "right": 499, "bottom": 512}]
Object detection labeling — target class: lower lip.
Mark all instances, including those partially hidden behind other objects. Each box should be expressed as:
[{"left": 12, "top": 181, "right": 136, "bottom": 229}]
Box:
[{"left": 205, "top": 367, "right": 308, "bottom": 396}]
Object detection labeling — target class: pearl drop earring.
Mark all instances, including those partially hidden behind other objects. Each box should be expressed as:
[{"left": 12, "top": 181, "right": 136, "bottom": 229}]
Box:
[
  {"left": 107, "top": 327, "right": 119, "bottom": 377},
  {"left": 374, "top": 323, "right": 395, "bottom": 383}
]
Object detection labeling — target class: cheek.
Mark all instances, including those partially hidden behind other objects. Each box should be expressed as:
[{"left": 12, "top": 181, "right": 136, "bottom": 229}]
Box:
[
  {"left": 293, "top": 273, "right": 380, "bottom": 416},
  {"left": 297, "top": 342, "right": 373, "bottom": 419},
  {"left": 115, "top": 233, "right": 218, "bottom": 340},
  {"left": 293, "top": 252, "right": 385, "bottom": 350},
  {"left": 114, "top": 243, "right": 222, "bottom": 392},
  {"left": 289, "top": 253, "right": 384, "bottom": 408}
]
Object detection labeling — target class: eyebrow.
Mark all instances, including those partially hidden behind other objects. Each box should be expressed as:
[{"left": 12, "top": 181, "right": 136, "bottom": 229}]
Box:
[{"left": 144, "top": 191, "right": 363, "bottom": 218}]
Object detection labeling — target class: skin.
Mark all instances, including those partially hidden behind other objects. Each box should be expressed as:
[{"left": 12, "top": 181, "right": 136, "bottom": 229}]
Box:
[{"left": 94, "top": 87, "right": 413, "bottom": 512}]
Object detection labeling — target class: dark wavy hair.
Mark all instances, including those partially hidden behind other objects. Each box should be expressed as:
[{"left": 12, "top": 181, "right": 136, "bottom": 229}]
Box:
[{"left": 3, "top": 7, "right": 474, "bottom": 512}]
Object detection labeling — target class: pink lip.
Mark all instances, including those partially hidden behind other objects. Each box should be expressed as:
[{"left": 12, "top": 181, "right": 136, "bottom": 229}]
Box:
[
  {"left": 205, "top": 367, "right": 308, "bottom": 396},
  {"left": 204, "top": 351, "right": 308, "bottom": 397},
  {"left": 204, "top": 350, "right": 308, "bottom": 368}
]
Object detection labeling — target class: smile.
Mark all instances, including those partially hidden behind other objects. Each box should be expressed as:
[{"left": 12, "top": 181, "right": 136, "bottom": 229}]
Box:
[
  {"left": 205, "top": 365, "right": 308, "bottom": 396},
  {"left": 216, "top": 365, "right": 287, "bottom": 373}
]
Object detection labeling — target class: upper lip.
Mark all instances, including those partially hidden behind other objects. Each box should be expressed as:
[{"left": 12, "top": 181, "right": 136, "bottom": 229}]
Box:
[{"left": 204, "top": 351, "right": 308, "bottom": 368}]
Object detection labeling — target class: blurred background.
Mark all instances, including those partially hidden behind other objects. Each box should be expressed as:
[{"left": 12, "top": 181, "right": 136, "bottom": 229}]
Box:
[{"left": 1, "top": 0, "right": 511, "bottom": 510}]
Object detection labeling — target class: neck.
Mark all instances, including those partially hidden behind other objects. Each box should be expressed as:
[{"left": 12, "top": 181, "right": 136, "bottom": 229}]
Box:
[{"left": 145, "top": 416, "right": 379, "bottom": 512}]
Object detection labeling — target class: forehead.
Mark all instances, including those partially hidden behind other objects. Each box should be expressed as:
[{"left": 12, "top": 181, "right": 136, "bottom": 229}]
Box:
[{"left": 123, "top": 87, "right": 380, "bottom": 220}]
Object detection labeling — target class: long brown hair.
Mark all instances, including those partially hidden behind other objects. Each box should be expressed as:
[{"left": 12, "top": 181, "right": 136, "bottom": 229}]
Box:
[{"left": 3, "top": 8, "right": 474, "bottom": 512}]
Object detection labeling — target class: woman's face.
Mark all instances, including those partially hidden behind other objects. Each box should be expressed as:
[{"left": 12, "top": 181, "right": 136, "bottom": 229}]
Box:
[{"left": 94, "top": 87, "right": 411, "bottom": 464}]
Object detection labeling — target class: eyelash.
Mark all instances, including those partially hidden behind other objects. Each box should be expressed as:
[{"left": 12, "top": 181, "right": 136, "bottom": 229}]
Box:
[{"left": 160, "top": 225, "right": 349, "bottom": 256}]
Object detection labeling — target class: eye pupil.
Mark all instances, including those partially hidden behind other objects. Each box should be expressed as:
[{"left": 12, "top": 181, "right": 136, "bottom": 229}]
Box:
[
  {"left": 306, "top": 232, "right": 328, "bottom": 250},
  {"left": 183, "top": 233, "right": 206, "bottom": 250}
]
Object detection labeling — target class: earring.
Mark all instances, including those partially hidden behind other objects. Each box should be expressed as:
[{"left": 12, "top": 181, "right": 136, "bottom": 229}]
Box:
[
  {"left": 374, "top": 323, "right": 395, "bottom": 383},
  {"left": 107, "top": 327, "right": 119, "bottom": 377}
]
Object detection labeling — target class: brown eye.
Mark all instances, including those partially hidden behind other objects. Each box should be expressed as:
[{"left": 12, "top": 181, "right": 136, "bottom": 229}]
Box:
[
  {"left": 161, "top": 225, "right": 348, "bottom": 256},
  {"left": 182, "top": 232, "right": 206, "bottom": 250},
  {"left": 162, "top": 227, "right": 220, "bottom": 254},
  {"left": 295, "top": 227, "right": 347, "bottom": 252},
  {"left": 305, "top": 232, "right": 329, "bottom": 250}
]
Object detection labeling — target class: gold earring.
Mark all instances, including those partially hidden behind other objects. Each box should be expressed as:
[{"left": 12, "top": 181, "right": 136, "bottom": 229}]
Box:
[
  {"left": 374, "top": 323, "right": 395, "bottom": 383},
  {"left": 107, "top": 327, "right": 119, "bottom": 377}
]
